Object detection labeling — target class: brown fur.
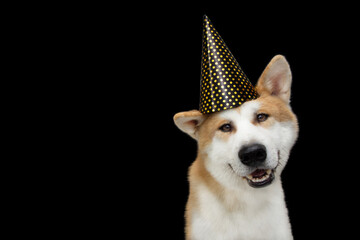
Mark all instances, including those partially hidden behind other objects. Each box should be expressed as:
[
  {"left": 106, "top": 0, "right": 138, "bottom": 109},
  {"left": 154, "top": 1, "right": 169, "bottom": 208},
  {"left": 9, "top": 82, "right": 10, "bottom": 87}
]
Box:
[
  {"left": 184, "top": 94, "right": 297, "bottom": 238},
  {"left": 252, "top": 95, "right": 298, "bottom": 129},
  {"left": 174, "top": 55, "right": 297, "bottom": 239},
  {"left": 197, "top": 113, "right": 235, "bottom": 150}
]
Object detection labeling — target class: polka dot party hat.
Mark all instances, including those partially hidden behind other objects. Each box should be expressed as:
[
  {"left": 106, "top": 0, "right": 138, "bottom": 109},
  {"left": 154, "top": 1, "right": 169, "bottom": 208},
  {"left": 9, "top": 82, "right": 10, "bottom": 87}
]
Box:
[{"left": 199, "top": 15, "right": 258, "bottom": 114}]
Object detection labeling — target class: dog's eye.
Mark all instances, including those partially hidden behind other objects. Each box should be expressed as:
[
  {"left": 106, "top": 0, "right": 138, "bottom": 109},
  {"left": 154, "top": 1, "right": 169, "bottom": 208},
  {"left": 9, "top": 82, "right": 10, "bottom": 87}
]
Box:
[
  {"left": 219, "top": 123, "right": 232, "bottom": 132},
  {"left": 257, "top": 113, "right": 269, "bottom": 122}
]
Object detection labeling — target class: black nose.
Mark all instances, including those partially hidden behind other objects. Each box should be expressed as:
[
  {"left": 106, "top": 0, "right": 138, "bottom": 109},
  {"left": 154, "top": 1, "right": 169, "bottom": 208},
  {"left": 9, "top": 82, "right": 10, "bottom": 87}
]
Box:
[{"left": 239, "top": 144, "right": 267, "bottom": 167}]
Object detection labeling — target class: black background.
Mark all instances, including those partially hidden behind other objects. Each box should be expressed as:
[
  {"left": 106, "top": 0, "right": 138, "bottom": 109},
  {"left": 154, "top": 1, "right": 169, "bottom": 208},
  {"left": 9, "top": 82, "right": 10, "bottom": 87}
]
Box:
[
  {"left": 65, "top": 3, "right": 359, "bottom": 239},
  {"left": 9, "top": 2, "right": 360, "bottom": 239},
  {"left": 116, "top": 4, "right": 359, "bottom": 239},
  {"left": 112, "top": 3, "right": 360, "bottom": 239}
]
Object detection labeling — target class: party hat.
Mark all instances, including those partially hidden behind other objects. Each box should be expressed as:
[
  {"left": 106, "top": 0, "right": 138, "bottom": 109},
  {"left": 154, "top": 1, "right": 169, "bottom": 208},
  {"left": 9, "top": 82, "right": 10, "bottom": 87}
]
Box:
[{"left": 199, "top": 15, "right": 258, "bottom": 114}]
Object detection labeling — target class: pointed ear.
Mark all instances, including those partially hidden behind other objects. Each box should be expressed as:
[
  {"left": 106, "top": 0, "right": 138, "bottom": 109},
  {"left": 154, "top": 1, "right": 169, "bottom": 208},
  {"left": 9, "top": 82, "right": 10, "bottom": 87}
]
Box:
[
  {"left": 256, "top": 55, "right": 292, "bottom": 103},
  {"left": 173, "top": 110, "right": 206, "bottom": 140}
]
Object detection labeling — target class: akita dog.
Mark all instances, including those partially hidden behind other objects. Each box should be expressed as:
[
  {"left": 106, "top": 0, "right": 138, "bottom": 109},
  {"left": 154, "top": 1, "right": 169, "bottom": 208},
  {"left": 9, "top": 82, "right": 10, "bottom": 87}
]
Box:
[{"left": 174, "top": 55, "right": 298, "bottom": 240}]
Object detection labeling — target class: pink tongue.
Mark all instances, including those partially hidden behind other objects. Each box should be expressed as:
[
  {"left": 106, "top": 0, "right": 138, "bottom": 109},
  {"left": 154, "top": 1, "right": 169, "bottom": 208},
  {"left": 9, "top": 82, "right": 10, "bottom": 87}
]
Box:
[{"left": 251, "top": 169, "right": 266, "bottom": 177}]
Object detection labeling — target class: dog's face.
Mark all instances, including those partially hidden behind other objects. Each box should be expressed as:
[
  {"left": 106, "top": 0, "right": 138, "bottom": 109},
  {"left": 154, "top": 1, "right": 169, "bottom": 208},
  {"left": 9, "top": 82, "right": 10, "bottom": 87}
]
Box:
[
  {"left": 195, "top": 95, "right": 298, "bottom": 189},
  {"left": 174, "top": 55, "right": 298, "bottom": 189}
]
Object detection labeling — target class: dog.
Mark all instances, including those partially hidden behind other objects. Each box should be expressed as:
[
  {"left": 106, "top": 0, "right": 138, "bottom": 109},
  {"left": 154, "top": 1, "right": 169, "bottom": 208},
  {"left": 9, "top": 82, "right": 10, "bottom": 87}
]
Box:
[{"left": 174, "top": 55, "right": 298, "bottom": 239}]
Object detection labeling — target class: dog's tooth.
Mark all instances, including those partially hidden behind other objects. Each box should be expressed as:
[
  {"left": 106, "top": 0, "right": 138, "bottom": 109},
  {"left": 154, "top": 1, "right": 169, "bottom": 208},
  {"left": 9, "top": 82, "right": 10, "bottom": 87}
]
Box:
[{"left": 247, "top": 170, "right": 273, "bottom": 183}]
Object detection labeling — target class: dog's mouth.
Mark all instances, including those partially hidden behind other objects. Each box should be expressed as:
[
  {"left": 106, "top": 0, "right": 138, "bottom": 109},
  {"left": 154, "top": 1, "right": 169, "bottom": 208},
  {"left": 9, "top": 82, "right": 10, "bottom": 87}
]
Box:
[{"left": 245, "top": 169, "right": 274, "bottom": 188}]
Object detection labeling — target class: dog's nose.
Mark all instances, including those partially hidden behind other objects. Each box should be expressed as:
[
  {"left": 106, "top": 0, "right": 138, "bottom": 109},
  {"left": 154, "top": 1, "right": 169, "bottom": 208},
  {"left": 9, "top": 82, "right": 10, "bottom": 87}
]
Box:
[{"left": 239, "top": 144, "right": 267, "bottom": 167}]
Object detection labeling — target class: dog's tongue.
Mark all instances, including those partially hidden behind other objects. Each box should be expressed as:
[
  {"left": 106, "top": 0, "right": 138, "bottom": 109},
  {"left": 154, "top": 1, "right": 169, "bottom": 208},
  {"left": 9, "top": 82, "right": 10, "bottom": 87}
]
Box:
[{"left": 251, "top": 169, "right": 266, "bottom": 177}]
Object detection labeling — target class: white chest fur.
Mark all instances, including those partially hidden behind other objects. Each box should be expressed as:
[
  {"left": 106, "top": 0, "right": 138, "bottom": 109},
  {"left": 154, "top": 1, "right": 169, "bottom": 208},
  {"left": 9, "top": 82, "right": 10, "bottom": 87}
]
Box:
[{"left": 188, "top": 179, "right": 293, "bottom": 240}]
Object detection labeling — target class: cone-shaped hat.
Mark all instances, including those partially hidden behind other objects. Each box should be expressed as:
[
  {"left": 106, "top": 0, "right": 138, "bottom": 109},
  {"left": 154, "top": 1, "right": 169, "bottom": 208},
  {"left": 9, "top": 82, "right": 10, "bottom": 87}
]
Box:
[{"left": 199, "top": 16, "right": 258, "bottom": 114}]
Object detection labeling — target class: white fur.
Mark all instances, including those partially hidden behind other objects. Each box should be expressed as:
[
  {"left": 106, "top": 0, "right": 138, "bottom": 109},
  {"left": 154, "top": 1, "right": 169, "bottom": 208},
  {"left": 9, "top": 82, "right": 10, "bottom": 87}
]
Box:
[
  {"left": 174, "top": 55, "right": 298, "bottom": 240},
  {"left": 192, "top": 102, "right": 297, "bottom": 239},
  {"left": 191, "top": 181, "right": 292, "bottom": 240}
]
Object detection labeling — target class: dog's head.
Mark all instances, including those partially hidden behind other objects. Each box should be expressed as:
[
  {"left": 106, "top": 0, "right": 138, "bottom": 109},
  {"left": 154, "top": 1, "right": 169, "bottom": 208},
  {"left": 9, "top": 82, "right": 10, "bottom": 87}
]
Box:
[{"left": 174, "top": 55, "right": 298, "bottom": 189}]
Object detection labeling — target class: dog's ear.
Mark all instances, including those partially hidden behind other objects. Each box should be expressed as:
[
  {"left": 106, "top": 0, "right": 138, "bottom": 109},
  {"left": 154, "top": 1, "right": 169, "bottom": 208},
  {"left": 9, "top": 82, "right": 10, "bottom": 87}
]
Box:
[
  {"left": 173, "top": 110, "right": 206, "bottom": 140},
  {"left": 256, "top": 55, "right": 292, "bottom": 103}
]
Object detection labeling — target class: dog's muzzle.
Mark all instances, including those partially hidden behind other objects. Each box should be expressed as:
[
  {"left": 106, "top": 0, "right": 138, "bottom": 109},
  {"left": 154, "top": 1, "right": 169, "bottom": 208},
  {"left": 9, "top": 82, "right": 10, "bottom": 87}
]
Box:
[{"left": 238, "top": 144, "right": 275, "bottom": 188}]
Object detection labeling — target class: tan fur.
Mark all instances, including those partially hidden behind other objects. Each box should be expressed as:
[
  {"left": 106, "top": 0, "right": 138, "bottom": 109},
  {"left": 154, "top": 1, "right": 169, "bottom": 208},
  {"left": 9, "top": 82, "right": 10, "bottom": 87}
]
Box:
[
  {"left": 185, "top": 95, "right": 297, "bottom": 238},
  {"left": 173, "top": 110, "right": 207, "bottom": 139},
  {"left": 256, "top": 55, "right": 292, "bottom": 103},
  {"left": 174, "top": 55, "right": 297, "bottom": 239},
  {"left": 197, "top": 113, "right": 235, "bottom": 150},
  {"left": 253, "top": 95, "right": 298, "bottom": 130}
]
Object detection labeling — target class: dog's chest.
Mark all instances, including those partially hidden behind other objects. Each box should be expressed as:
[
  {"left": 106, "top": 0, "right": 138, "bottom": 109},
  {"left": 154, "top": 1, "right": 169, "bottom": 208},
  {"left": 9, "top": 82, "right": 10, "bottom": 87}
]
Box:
[{"left": 189, "top": 185, "right": 293, "bottom": 240}]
